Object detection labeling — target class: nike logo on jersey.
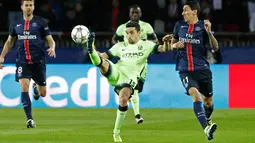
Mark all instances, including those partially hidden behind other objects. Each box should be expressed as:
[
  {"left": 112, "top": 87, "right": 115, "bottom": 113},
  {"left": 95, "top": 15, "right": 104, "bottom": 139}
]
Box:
[
  {"left": 16, "top": 24, "right": 22, "bottom": 27},
  {"left": 181, "top": 26, "right": 188, "bottom": 28}
]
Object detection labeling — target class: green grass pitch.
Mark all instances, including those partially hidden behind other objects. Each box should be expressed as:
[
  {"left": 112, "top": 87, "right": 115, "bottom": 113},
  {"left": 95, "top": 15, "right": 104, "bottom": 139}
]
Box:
[{"left": 0, "top": 108, "right": 254, "bottom": 143}]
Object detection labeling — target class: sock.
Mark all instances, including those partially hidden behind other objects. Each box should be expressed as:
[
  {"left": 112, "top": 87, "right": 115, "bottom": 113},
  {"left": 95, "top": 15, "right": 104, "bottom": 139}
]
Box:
[
  {"left": 130, "top": 90, "right": 140, "bottom": 116},
  {"left": 204, "top": 104, "right": 214, "bottom": 119},
  {"left": 89, "top": 50, "right": 101, "bottom": 66},
  {"left": 88, "top": 40, "right": 101, "bottom": 66},
  {"left": 193, "top": 101, "right": 207, "bottom": 129},
  {"left": 113, "top": 106, "right": 128, "bottom": 134},
  {"left": 21, "top": 92, "right": 33, "bottom": 120}
]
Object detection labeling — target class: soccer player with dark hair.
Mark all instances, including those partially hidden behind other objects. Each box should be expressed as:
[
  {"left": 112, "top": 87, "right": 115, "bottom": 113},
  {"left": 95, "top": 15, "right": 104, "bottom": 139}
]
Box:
[
  {"left": 0, "top": 0, "right": 56, "bottom": 128},
  {"left": 170, "top": 1, "right": 219, "bottom": 140},
  {"left": 88, "top": 21, "right": 171, "bottom": 142},
  {"left": 112, "top": 5, "right": 158, "bottom": 124}
]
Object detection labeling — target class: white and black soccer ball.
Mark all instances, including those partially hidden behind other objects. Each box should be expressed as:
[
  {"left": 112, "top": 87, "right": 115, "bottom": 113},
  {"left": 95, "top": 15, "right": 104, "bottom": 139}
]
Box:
[{"left": 71, "top": 25, "right": 90, "bottom": 44}]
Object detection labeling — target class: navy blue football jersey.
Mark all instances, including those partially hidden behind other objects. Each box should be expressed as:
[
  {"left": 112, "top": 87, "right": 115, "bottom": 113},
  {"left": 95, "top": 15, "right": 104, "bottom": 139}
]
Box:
[
  {"left": 9, "top": 16, "right": 51, "bottom": 64},
  {"left": 173, "top": 20, "right": 210, "bottom": 71}
]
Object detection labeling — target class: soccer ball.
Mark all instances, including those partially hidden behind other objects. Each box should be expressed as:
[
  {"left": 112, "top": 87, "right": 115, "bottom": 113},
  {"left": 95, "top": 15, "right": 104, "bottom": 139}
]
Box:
[{"left": 71, "top": 25, "right": 90, "bottom": 44}]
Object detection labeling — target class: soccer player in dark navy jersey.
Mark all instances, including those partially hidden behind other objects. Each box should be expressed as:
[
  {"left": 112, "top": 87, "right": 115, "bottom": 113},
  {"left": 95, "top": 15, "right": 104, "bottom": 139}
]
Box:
[
  {"left": 170, "top": 1, "right": 219, "bottom": 141},
  {"left": 0, "top": 0, "right": 56, "bottom": 128}
]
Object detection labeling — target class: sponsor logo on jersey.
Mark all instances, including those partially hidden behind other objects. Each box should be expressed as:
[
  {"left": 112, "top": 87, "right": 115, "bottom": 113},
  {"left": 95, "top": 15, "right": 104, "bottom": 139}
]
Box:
[
  {"left": 179, "top": 34, "right": 200, "bottom": 44},
  {"left": 122, "top": 52, "right": 144, "bottom": 58},
  {"left": 18, "top": 31, "right": 37, "bottom": 40}
]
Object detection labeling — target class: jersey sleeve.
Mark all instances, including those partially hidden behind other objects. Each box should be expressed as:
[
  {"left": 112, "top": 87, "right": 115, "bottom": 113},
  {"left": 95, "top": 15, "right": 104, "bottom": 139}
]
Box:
[
  {"left": 106, "top": 43, "right": 121, "bottom": 58},
  {"left": 144, "top": 41, "right": 158, "bottom": 55},
  {"left": 115, "top": 24, "right": 125, "bottom": 42},
  {"left": 173, "top": 21, "right": 180, "bottom": 39},
  {"left": 9, "top": 23, "right": 17, "bottom": 37},
  {"left": 116, "top": 24, "right": 125, "bottom": 36},
  {"left": 145, "top": 23, "right": 157, "bottom": 41},
  {"left": 41, "top": 18, "right": 51, "bottom": 37}
]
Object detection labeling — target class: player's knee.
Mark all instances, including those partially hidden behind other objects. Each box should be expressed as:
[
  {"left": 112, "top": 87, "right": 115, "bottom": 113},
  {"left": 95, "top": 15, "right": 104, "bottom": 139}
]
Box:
[
  {"left": 188, "top": 87, "right": 199, "bottom": 95},
  {"left": 188, "top": 87, "right": 201, "bottom": 101}
]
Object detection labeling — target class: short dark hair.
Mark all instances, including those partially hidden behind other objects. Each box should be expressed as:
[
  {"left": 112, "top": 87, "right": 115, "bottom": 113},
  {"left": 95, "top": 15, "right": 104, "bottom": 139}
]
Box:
[
  {"left": 129, "top": 5, "right": 141, "bottom": 11},
  {"left": 185, "top": 2, "right": 200, "bottom": 16},
  {"left": 21, "top": 0, "right": 34, "bottom": 5},
  {"left": 126, "top": 21, "right": 140, "bottom": 32}
]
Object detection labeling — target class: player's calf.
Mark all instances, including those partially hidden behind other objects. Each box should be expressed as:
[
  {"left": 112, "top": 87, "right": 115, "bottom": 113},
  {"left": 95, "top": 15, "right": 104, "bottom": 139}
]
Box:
[
  {"left": 203, "top": 96, "right": 214, "bottom": 125},
  {"left": 33, "top": 84, "right": 46, "bottom": 100},
  {"left": 119, "top": 87, "right": 132, "bottom": 107},
  {"left": 38, "top": 85, "right": 46, "bottom": 97}
]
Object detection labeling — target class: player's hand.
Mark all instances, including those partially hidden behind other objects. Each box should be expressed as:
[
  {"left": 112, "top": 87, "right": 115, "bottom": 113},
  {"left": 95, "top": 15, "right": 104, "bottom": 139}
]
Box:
[
  {"left": 172, "top": 41, "right": 184, "bottom": 50},
  {"left": 0, "top": 56, "right": 4, "bottom": 69},
  {"left": 204, "top": 20, "right": 212, "bottom": 33},
  {"left": 162, "top": 34, "right": 173, "bottom": 42},
  {"left": 47, "top": 47, "right": 56, "bottom": 58}
]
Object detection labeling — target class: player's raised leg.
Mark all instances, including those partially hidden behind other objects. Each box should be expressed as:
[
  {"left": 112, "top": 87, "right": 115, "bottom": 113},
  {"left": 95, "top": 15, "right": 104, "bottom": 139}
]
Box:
[
  {"left": 19, "top": 78, "right": 36, "bottom": 128},
  {"left": 113, "top": 87, "right": 133, "bottom": 142}
]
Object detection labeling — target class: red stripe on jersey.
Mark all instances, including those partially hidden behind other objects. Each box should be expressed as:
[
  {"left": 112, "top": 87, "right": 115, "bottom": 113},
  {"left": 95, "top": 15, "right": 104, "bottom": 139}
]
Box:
[
  {"left": 24, "top": 20, "right": 33, "bottom": 64},
  {"left": 187, "top": 24, "right": 194, "bottom": 71}
]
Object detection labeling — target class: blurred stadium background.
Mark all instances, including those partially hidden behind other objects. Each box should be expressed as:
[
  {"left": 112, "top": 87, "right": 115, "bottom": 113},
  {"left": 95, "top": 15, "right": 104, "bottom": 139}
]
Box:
[{"left": 0, "top": 0, "right": 255, "bottom": 143}]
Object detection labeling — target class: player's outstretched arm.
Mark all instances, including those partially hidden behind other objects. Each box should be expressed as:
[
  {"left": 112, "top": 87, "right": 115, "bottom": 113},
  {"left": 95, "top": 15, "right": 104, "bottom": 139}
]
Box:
[
  {"left": 0, "top": 36, "right": 16, "bottom": 68},
  {"left": 156, "top": 34, "right": 173, "bottom": 52},
  {"left": 204, "top": 20, "right": 219, "bottom": 51},
  {"left": 46, "top": 35, "right": 56, "bottom": 58}
]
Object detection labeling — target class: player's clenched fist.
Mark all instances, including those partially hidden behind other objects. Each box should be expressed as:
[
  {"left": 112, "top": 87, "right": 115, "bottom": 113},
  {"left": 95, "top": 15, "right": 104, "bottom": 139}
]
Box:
[
  {"left": 162, "top": 34, "right": 173, "bottom": 42},
  {"left": 204, "top": 20, "right": 212, "bottom": 33}
]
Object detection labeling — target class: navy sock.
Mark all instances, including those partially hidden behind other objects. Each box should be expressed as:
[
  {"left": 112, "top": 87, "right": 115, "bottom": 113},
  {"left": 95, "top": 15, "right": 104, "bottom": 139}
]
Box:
[
  {"left": 193, "top": 101, "right": 207, "bottom": 129},
  {"left": 204, "top": 104, "right": 214, "bottom": 119},
  {"left": 21, "top": 92, "right": 33, "bottom": 120}
]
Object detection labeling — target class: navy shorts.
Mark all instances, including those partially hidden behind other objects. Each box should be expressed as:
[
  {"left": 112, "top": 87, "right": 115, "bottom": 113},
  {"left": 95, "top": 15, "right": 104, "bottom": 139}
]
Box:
[
  {"left": 179, "top": 69, "right": 213, "bottom": 97},
  {"left": 15, "top": 63, "right": 46, "bottom": 86}
]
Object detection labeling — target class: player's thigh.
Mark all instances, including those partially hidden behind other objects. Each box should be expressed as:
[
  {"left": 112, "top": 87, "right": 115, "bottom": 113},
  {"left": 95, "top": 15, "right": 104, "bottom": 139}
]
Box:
[
  {"left": 119, "top": 87, "right": 133, "bottom": 103},
  {"left": 15, "top": 64, "right": 32, "bottom": 91},
  {"left": 114, "top": 74, "right": 137, "bottom": 97},
  {"left": 179, "top": 72, "right": 199, "bottom": 95},
  {"left": 103, "top": 60, "right": 120, "bottom": 85},
  {"left": 198, "top": 70, "right": 213, "bottom": 97},
  {"left": 19, "top": 78, "right": 31, "bottom": 92},
  {"left": 37, "top": 85, "right": 46, "bottom": 97},
  {"left": 31, "top": 63, "right": 46, "bottom": 86}
]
